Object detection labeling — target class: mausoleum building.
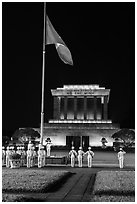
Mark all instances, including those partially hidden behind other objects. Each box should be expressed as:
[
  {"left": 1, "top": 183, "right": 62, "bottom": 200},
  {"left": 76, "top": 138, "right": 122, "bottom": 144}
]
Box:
[{"left": 38, "top": 85, "right": 119, "bottom": 149}]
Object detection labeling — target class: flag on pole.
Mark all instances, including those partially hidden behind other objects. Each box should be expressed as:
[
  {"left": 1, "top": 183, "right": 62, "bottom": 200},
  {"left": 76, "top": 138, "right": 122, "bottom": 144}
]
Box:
[{"left": 46, "top": 16, "right": 73, "bottom": 66}]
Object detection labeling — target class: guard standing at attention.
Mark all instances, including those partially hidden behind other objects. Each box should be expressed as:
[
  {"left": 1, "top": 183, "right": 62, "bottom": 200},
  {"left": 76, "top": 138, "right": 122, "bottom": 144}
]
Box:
[
  {"left": 27, "top": 143, "right": 33, "bottom": 168},
  {"left": 85, "top": 147, "right": 94, "bottom": 167},
  {"left": 2, "top": 146, "right": 6, "bottom": 166},
  {"left": 38, "top": 145, "right": 46, "bottom": 168},
  {"left": 78, "top": 147, "right": 85, "bottom": 168},
  {"left": 20, "top": 147, "right": 26, "bottom": 167},
  {"left": 46, "top": 141, "right": 52, "bottom": 157},
  {"left": 69, "top": 146, "right": 77, "bottom": 167},
  {"left": 6, "top": 146, "right": 11, "bottom": 168},
  {"left": 118, "top": 147, "right": 126, "bottom": 168}
]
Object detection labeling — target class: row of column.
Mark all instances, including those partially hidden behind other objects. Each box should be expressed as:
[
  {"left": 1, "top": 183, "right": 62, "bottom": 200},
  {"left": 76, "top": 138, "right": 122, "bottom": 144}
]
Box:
[{"left": 53, "top": 96, "right": 108, "bottom": 120}]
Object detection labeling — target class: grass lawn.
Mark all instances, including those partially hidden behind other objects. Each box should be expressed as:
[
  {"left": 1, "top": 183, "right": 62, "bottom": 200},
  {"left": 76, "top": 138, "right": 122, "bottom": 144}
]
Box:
[
  {"left": 92, "top": 170, "right": 135, "bottom": 202},
  {"left": 2, "top": 168, "right": 70, "bottom": 202}
]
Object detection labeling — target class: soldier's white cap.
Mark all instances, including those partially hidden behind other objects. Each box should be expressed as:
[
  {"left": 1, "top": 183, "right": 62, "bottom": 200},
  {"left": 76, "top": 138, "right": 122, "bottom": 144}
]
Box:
[
  {"left": 17, "top": 147, "right": 19, "bottom": 150},
  {"left": 120, "top": 147, "right": 123, "bottom": 150},
  {"left": 79, "top": 147, "right": 82, "bottom": 149},
  {"left": 88, "top": 147, "right": 91, "bottom": 150},
  {"left": 72, "top": 146, "right": 74, "bottom": 149},
  {"left": 2, "top": 146, "right": 5, "bottom": 149},
  {"left": 7, "top": 146, "right": 10, "bottom": 150}
]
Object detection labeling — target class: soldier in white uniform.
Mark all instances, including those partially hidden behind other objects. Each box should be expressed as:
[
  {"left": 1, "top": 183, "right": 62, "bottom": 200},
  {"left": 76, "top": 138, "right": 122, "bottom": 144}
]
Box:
[
  {"left": 27, "top": 144, "right": 33, "bottom": 168},
  {"left": 85, "top": 147, "right": 94, "bottom": 167},
  {"left": 38, "top": 145, "right": 46, "bottom": 168},
  {"left": 6, "top": 146, "right": 11, "bottom": 168},
  {"left": 69, "top": 146, "right": 77, "bottom": 167},
  {"left": 78, "top": 147, "right": 85, "bottom": 167},
  {"left": 118, "top": 147, "right": 126, "bottom": 168},
  {"left": 20, "top": 147, "right": 26, "bottom": 167},
  {"left": 2, "top": 146, "right": 6, "bottom": 166},
  {"left": 32, "top": 146, "right": 37, "bottom": 167},
  {"left": 46, "top": 141, "right": 52, "bottom": 157}
]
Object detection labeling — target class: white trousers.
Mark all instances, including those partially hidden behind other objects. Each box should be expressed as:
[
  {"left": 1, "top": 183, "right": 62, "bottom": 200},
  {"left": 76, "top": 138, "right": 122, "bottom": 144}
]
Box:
[
  {"left": 27, "top": 156, "right": 33, "bottom": 168},
  {"left": 6, "top": 157, "right": 10, "bottom": 168},
  {"left": 119, "top": 158, "right": 124, "bottom": 168},
  {"left": 78, "top": 155, "right": 83, "bottom": 167},
  {"left": 71, "top": 155, "right": 75, "bottom": 167},
  {"left": 47, "top": 148, "right": 51, "bottom": 157},
  {"left": 87, "top": 156, "right": 93, "bottom": 167},
  {"left": 38, "top": 156, "right": 45, "bottom": 168}
]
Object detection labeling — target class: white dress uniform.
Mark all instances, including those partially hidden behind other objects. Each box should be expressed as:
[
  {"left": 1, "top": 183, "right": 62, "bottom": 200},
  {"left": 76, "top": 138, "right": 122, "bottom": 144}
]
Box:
[
  {"left": 31, "top": 147, "right": 36, "bottom": 167},
  {"left": 27, "top": 143, "right": 34, "bottom": 168},
  {"left": 78, "top": 147, "right": 85, "bottom": 167},
  {"left": 6, "top": 146, "right": 11, "bottom": 168},
  {"left": 27, "top": 149, "right": 33, "bottom": 168},
  {"left": 20, "top": 147, "right": 26, "bottom": 167},
  {"left": 2, "top": 147, "right": 6, "bottom": 166},
  {"left": 46, "top": 142, "right": 52, "bottom": 157},
  {"left": 38, "top": 146, "right": 46, "bottom": 168},
  {"left": 69, "top": 147, "right": 77, "bottom": 167},
  {"left": 118, "top": 148, "right": 126, "bottom": 168},
  {"left": 85, "top": 147, "right": 94, "bottom": 167}
]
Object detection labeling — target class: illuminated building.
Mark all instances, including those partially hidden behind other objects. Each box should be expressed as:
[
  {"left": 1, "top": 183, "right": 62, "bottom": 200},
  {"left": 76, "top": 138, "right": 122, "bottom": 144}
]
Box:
[{"left": 38, "top": 85, "right": 119, "bottom": 149}]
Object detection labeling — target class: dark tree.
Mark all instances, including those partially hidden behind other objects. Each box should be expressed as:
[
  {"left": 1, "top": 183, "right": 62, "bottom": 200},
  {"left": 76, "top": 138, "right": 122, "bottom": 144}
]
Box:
[
  {"left": 12, "top": 128, "right": 40, "bottom": 143},
  {"left": 112, "top": 128, "right": 135, "bottom": 148}
]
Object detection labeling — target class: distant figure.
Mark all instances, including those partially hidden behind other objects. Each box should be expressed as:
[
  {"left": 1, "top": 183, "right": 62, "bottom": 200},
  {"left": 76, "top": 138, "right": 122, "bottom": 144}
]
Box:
[
  {"left": 38, "top": 145, "right": 46, "bottom": 168},
  {"left": 6, "top": 146, "right": 11, "bottom": 168},
  {"left": 69, "top": 146, "right": 77, "bottom": 167},
  {"left": 20, "top": 147, "right": 26, "bottom": 167},
  {"left": 85, "top": 147, "right": 94, "bottom": 167},
  {"left": 27, "top": 144, "right": 33, "bottom": 168},
  {"left": 78, "top": 147, "right": 85, "bottom": 167},
  {"left": 32, "top": 146, "right": 36, "bottom": 167},
  {"left": 46, "top": 140, "right": 52, "bottom": 157},
  {"left": 118, "top": 147, "right": 126, "bottom": 168},
  {"left": 2, "top": 147, "right": 6, "bottom": 166}
]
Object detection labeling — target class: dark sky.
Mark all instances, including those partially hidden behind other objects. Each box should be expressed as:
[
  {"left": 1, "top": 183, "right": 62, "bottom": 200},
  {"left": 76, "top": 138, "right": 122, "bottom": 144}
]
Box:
[{"left": 2, "top": 2, "right": 135, "bottom": 136}]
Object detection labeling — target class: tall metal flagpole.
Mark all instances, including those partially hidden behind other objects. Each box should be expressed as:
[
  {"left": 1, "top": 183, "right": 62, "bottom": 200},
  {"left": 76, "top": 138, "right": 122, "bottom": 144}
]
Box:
[{"left": 40, "top": 2, "right": 46, "bottom": 144}]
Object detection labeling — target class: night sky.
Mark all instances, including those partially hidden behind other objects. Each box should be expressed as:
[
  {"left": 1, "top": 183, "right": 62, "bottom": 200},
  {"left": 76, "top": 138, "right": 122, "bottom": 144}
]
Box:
[{"left": 2, "top": 2, "right": 135, "bottom": 136}]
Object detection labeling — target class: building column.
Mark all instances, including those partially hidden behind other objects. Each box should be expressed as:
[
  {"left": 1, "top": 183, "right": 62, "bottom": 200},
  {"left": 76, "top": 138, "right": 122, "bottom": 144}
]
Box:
[
  {"left": 94, "top": 96, "right": 97, "bottom": 120},
  {"left": 64, "top": 96, "right": 68, "bottom": 120},
  {"left": 84, "top": 96, "right": 87, "bottom": 120},
  {"left": 101, "top": 96, "right": 104, "bottom": 120},
  {"left": 53, "top": 96, "right": 60, "bottom": 119},
  {"left": 103, "top": 96, "right": 108, "bottom": 120},
  {"left": 74, "top": 96, "right": 77, "bottom": 119}
]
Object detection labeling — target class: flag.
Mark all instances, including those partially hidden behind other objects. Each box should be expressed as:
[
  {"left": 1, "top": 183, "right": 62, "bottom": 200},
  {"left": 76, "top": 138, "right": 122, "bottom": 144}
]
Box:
[{"left": 46, "top": 16, "right": 73, "bottom": 66}]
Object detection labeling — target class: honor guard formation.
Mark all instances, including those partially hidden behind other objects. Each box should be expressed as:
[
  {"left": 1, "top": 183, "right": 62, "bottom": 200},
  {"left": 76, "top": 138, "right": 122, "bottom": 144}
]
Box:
[
  {"left": 69, "top": 146, "right": 95, "bottom": 168},
  {"left": 2, "top": 142, "right": 126, "bottom": 169}
]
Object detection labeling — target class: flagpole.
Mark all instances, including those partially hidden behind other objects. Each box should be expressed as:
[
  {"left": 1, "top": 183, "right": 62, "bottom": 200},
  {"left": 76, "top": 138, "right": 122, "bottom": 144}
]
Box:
[{"left": 40, "top": 2, "right": 46, "bottom": 145}]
